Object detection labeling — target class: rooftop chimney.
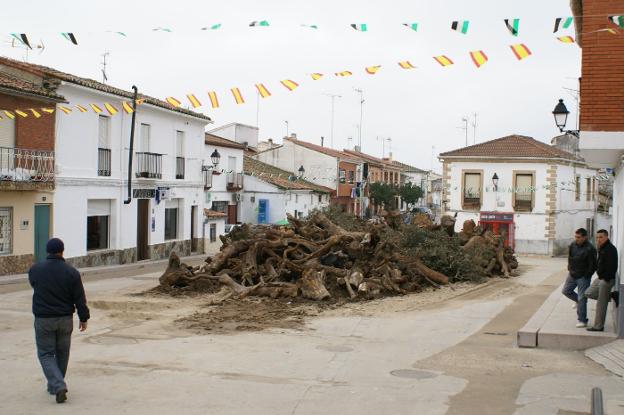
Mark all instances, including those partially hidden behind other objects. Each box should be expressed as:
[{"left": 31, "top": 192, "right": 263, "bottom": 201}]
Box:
[
  {"left": 387, "top": 152, "right": 393, "bottom": 161},
  {"left": 291, "top": 133, "right": 297, "bottom": 139},
  {"left": 354, "top": 145, "right": 361, "bottom": 152}
]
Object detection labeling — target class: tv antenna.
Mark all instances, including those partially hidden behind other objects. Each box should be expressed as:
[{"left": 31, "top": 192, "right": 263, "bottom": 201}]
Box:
[{"left": 101, "top": 52, "right": 110, "bottom": 83}]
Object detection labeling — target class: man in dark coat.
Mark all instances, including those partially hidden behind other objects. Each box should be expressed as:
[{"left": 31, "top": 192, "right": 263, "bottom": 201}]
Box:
[
  {"left": 561, "top": 228, "right": 597, "bottom": 328},
  {"left": 28, "top": 238, "right": 90, "bottom": 404},
  {"left": 585, "top": 229, "right": 618, "bottom": 331}
]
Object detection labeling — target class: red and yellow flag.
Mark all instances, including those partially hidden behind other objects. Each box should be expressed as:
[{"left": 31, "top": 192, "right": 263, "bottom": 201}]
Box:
[
  {"left": 186, "top": 94, "right": 202, "bottom": 108},
  {"left": 59, "top": 106, "right": 72, "bottom": 114},
  {"left": 166, "top": 97, "right": 182, "bottom": 108},
  {"left": 231, "top": 88, "right": 245, "bottom": 104},
  {"left": 510, "top": 43, "right": 532, "bottom": 60},
  {"left": 365, "top": 65, "right": 381, "bottom": 74},
  {"left": 398, "top": 61, "right": 416, "bottom": 69},
  {"left": 90, "top": 103, "right": 103, "bottom": 114},
  {"left": 255, "top": 83, "right": 271, "bottom": 98},
  {"left": 135, "top": 98, "right": 145, "bottom": 105},
  {"left": 29, "top": 108, "right": 41, "bottom": 118},
  {"left": 104, "top": 103, "right": 118, "bottom": 115},
  {"left": 3, "top": 110, "right": 15, "bottom": 119},
  {"left": 208, "top": 91, "right": 219, "bottom": 108},
  {"left": 280, "top": 80, "right": 299, "bottom": 91},
  {"left": 469, "top": 50, "right": 488, "bottom": 68},
  {"left": 335, "top": 71, "right": 352, "bottom": 77},
  {"left": 41, "top": 108, "right": 55, "bottom": 114},
  {"left": 311, "top": 73, "right": 323, "bottom": 80},
  {"left": 75, "top": 105, "right": 88, "bottom": 113},
  {"left": 433, "top": 55, "right": 454, "bottom": 67},
  {"left": 122, "top": 101, "right": 134, "bottom": 114},
  {"left": 15, "top": 110, "right": 28, "bottom": 117},
  {"left": 557, "top": 36, "right": 575, "bottom": 43}
]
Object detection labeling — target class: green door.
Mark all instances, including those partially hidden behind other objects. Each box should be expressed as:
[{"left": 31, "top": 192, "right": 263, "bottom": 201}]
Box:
[{"left": 34, "top": 205, "right": 50, "bottom": 262}]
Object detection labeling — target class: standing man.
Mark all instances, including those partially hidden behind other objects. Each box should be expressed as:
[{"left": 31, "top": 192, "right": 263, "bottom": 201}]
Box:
[
  {"left": 562, "top": 228, "right": 597, "bottom": 328},
  {"left": 585, "top": 229, "right": 618, "bottom": 332},
  {"left": 28, "top": 238, "right": 90, "bottom": 404}
]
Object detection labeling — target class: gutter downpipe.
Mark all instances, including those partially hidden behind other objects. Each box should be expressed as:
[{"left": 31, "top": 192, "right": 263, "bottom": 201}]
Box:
[{"left": 124, "top": 86, "right": 139, "bottom": 204}]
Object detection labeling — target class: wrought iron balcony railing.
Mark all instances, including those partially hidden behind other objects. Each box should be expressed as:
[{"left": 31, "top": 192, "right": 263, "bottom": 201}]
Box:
[
  {"left": 226, "top": 172, "right": 244, "bottom": 191},
  {"left": 98, "top": 148, "right": 111, "bottom": 177},
  {"left": 0, "top": 146, "right": 54, "bottom": 183},
  {"left": 135, "top": 152, "right": 163, "bottom": 179}
]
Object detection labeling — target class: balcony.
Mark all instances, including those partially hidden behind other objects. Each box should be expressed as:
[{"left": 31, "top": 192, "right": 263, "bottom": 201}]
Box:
[
  {"left": 0, "top": 147, "right": 54, "bottom": 188},
  {"left": 226, "top": 172, "right": 244, "bottom": 191},
  {"left": 202, "top": 165, "right": 213, "bottom": 190},
  {"left": 98, "top": 148, "right": 111, "bottom": 177},
  {"left": 135, "top": 152, "right": 162, "bottom": 179},
  {"left": 176, "top": 157, "right": 185, "bottom": 180}
]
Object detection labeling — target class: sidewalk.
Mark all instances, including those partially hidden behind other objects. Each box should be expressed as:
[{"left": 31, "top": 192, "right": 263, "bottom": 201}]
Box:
[{"left": 0, "top": 253, "right": 208, "bottom": 286}]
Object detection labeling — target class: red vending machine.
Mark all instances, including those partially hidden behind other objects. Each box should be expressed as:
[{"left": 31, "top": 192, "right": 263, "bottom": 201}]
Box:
[{"left": 478, "top": 212, "right": 515, "bottom": 249}]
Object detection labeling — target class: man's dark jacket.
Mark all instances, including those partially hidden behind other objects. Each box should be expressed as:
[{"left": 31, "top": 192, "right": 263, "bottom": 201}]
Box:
[
  {"left": 28, "top": 255, "right": 90, "bottom": 322},
  {"left": 597, "top": 240, "right": 618, "bottom": 281},
  {"left": 568, "top": 240, "right": 597, "bottom": 279}
]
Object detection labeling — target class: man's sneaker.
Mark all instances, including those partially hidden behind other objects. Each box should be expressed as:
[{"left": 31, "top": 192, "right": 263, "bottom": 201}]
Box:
[
  {"left": 586, "top": 326, "right": 604, "bottom": 332},
  {"left": 575, "top": 322, "right": 587, "bottom": 328},
  {"left": 56, "top": 389, "right": 67, "bottom": 404}
]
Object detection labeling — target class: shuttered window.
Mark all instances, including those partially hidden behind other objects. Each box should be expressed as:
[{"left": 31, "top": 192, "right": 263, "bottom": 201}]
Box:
[
  {"left": 514, "top": 173, "right": 533, "bottom": 211},
  {"left": 98, "top": 116, "right": 110, "bottom": 149},
  {"left": 463, "top": 172, "right": 481, "bottom": 209},
  {"left": 176, "top": 131, "right": 184, "bottom": 157},
  {"left": 140, "top": 123, "right": 150, "bottom": 152},
  {"left": 0, "top": 118, "right": 15, "bottom": 149}
]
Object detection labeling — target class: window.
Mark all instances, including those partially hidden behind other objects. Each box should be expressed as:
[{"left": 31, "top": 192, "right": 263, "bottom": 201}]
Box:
[
  {"left": 175, "top": 131, "right": 185, "bottom": 179},
  {"left": 212, "top": 201, "right": 228, "bottom": 214},
  {"left": 87, "top": 200, "right": 110, "bottom": 251},
  {"left": 462, "top": 171, "right": 482, "bottom": 209},
  {"left": 513, "top": 172, "right": 534, "bottom": 212},
  {"left": 209, "top": 223, "right": 217, "bottom": 242},
  {"left": 0, "top": 208, "right": 12, "bottom": 254},
  {"left": 0, "top": 117, "right": 15, "bottom": 148},
  {"left": 140, "top": 123, "right": 150, "bottom": 152},
  {"left": 318, "top": 194, "right": 322, "bottom": 203},
  {"left": 592, "top": 178, "right": 596, "bottom": 202},
  {"left": 575, "top": 175, "right": 581, "bottom": 201},
  {"left": 339, "top": 169, "right": 346, "bottom": 184},
  {"left": 98, "top": 116, "right": 110, "bottom": 149},
  {"left": 348, "top": 170, "right": 354, "bottom": 184},
  {"left": 165, "top": 208, "right": 178, "bottom": 240},
  {"left": 295, "top": 194, "right": 299, "bottom": 203},
  {"left": 586, "top": 177, "right": 591, "bottom": 202}
]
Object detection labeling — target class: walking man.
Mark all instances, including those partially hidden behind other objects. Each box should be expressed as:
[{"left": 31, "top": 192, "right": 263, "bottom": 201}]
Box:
[
  {"left": 28, "top": 238, "right": 90, "bottom": 404},
  {"left": 585, "top": 229, "right": 618, "bottom": 332},
  {"left": 562, "top": 228, "right": 597, "bottom": 328}
]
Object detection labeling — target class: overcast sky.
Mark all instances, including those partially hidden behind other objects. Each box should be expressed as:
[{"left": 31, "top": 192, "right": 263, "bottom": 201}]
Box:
[{"left": 0, "top": 0, "right": 580, "bottom": 172}]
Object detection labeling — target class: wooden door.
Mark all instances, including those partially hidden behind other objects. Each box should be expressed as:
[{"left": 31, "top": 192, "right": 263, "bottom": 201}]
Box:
[
  {"left": 136, "top": 199, "right": 150, "bottom": 260},
  {"left": 227, "top": 204, "right": 237, "bottom": 224},
  {"left": 191, "top": 205, "right": 197, "bottom": 252}
]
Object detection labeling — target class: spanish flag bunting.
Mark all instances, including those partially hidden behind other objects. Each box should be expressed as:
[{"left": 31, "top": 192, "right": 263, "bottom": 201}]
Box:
[
  {"left": 365, "top": 65, "right": 381, "bottom": 74},
  {"left": 29, "top": 109, "right": 41, "bottom": 118},
  {"left": 104, "top": 103, "right": 118, "bottom": 115},
  {"left": 122, "top": 101, "right": 134, "bottom": 114},
  {"left": 152, "top": 27, "right": 173, "bottom": 32},
  {"left": 208, "top": 91, "right": 219, "bottom": 108},
  {"left": 3, "top": 110, "right": 15, "bottom": 119},
  {"left": 135, "top": 98, "right": 145, "bottom": 105},
  {"left": 335, "top": 71, "right": 352, "bottom": 77},
  {"left": 608, "top": 15, "right": 624, "bottom": 28},
  {"left": 504, "top": 19, "right": 520, "bottom": 36},
  {"left": 255, "top": 83, "right": 271, "bottom": 98},
  {"left": 433, "top": 55, "right": 454, "bottom": 67},
  {"left": 186, "top": 94, "right": 202, "bottom": 108},
  {"left": 90, "top": 103, "right": 103, "bottom": 113},
  {"left": 231, "top": 88, "right": 244, "bottom": 104},
  {"left": 351, "top": 24, "right": 368, "bottom": 32},
  {"left": 166, "top": 97, "right": 182, "bottom": 108},
  {"left": 557, "top": 36, "right": 575, "bottom": 43},
  {"left": 402, "top": 23, "right": 418, "bottom": 32},
  {"left": 469, "top": 50, "right": 488, "bottom": 68},
  {"left": 398, "top": 61, "right": 415, "bottom": 69},
  {"left": 41, "top": 108, "right": 55, "bottom": 114},
  {"left": 201, "top": 24, "right": 222, "bottom": 30},
  {"left": 554, "top": 17, "right": 574, "bottom": 33},
  {"left": 75, "top": 105, "right": 88, "bottom": 113},
  {"left": 280, "top": 80, "right": 299, "bottom": 91},
  {"left": 311, "top": 73, "right": 323, "bottom": 80},
  {"left": 61, "top": 32, "right": 78, "bottom": 45},
  {"left": 301, "top": 24, "right": 318, "bottom": 29},
  {"left": 451, "top": 20, "right": 469, "bottom": 34},
  {"left": 11, "top": 33, "right": 32, "bottom": 49},
  {"left": 15, "top": 110, "right": 28, "bottom": 118},
  {"left": 59, "top": 106, "right": 72, "bottom": 114},
  {"left": 510, "top": 43, "right": 532, "bottom": 60}
]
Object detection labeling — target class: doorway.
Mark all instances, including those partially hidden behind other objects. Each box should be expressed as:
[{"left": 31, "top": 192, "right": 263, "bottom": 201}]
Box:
[
  {"left": 227, "top": 204, "right": 237, "bottom": 224},
  {"left": 191, "top": 205, "right": 197, "bottom": 252},
  {"left": 137, "top": 199, "right": 150, "bottom": 260},
  {"left": 34, "top": 204, "right": 50, "bottom": 262}
]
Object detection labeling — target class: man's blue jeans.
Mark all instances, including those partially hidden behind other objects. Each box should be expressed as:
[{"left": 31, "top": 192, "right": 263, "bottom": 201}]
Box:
[
  {"left": 34, "top": 317, "right": 73, "bottom": 394},
  {"left": 562, "top": 274, "right": 592, "bottom": 324}
]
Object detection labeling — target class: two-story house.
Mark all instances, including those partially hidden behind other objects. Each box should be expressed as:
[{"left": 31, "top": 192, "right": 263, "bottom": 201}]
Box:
[
  {"left": 0, "top": 67, "right": 64, "bottom": 274},
  {"left": 439, "top": 134, "right": 597, "bottom": 256}
]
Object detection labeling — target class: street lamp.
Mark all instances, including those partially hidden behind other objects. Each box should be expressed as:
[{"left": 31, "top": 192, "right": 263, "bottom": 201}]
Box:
[
  {"left": 298, "top": 165, "right": 305, "bottom": 179},
  {"left": 492, "top": 173, "right": 499, "bottom": 192},
  {"left": 210, "top": 149, "right": 221, "bottom": 168},
  {"left": 552, "top": 98, "right": 579, "bottom": 137}
]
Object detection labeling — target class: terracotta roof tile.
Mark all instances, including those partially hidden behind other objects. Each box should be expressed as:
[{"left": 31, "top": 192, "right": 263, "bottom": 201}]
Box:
[
  {"left": 243, "top": 156, "right": 333, "bottom": 193},
  {"left": 204, "top": 209, "right": 227, "bottom": 218},
  {"left": 0, "top": 72, "right": 64, "bottom": 101},
  {"left": 284, "top": 137, "right": 358, "bottom": 161},
  {"left": 342, "top": 149, "right": 401, "bottom": 169}
]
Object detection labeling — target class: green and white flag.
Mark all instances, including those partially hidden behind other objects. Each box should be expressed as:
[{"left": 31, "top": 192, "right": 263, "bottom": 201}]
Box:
[
  {"left": 61, "top": 32, "right": 78, "bottom": 45},
  {"left": 553, "top": 17, "right": 574, "bottom": 32},
  {"left": 402, "top": 23, "right": 418, "bottom": 32},
  {"left": 351, "top": 23, "right": 368, "bottom": 32},
  {"left": 201, "top": 23, "right": 222, "bottom": 30},
  {"left": 504, "top": 18, "right": 519, "bottom": 36},
  {"left": 451, "top": 20, "right": 469, "bottom": 34},
  {"left": 301, "top": 24, "right": 318, "bottom": 29},
  {"left": 250, "top": 20, "right": 270, "bottom": 27},
  {"left": 609, "top": 15, "right": 624, "bottom": 28}
]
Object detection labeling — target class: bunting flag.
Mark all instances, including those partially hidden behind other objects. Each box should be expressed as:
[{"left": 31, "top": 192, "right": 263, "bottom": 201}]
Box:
[
  {"left": 208, "top": 91, "right": 219, "bottom": 108},
  {"left": 152, "top": 27, "right": 173, "bottom": 32},
  {"left": 186, "top": 94, "right": 202, "bottom": 108},
  {"left": 122, "top": 101, "right": 134, "bottom": 114},
  {"left": 510, "top": 43, "right": 532, "bottom": 60},
  {"left": 135, "top": 98, "right": 145, "bottom": 105},
  {"left": 433, "top": 55, "right": 454, "bottom": 67},
  {"left": 41, "top": 108, "right": 55, "bottom": 114},
  {"left": 90, "top": 103, "right": 103, "bottom": 113},
  {"left": 15, "top": 110, "right": 28, "bottom": 118},
  {"left": 335, "top": 71, "right": 352, "bottom": 77},
  {"left": 451, "top": 20, "right": 469, "bottom": 34},
  {"left": 104, "top": 103, "right": 118, "bottom": 115},
  {"left": 11, "top": 33, "right": 32, "bottom": 49},
  {"left": 108, "top": 31, "right": 127, "bottom": 37},
  {"left": 608, "top": 15, "right": 624, "bottom": 28},
  {"left": 250, "top": 20, "right": 270, "bottom": 27},
  {"left": 255, "top": 83, "right": 271, "bottom": 98},
  {"left": 301, "top": 24, "right": 318, "bottom": 29},
  {"left": 75, "top": 105, "right": 88, "bottom": 113},
  {"left": 280, "top": 80, "right": 299, "bottom": 91},
  {"left": 402, "top": 23, "right": 418, "bottom": 32},
  {"left": 557, "top": 36, "right": 575, "bottom": 43},
  {"left": 3, "top": 111, "right": 15, "bottom": 119},
  {"left": 231, "top": 88, "right": 244, "bottom": 104},
  {"left": 365, "top": 65, "right": 381, "bottom": 74},
  {"left": 469, "top": 50, "right": 488, "bottom": 68},
  {"left": 58, "top": 106, "right": 72, "bottom": 114},
  {"left": 504, "top": 19, "right": 520, "bottom": 36},
  {"left": 61, "top": 32, "right": 78, "bottom": 45},
  {"left": 201, "top": 24, "right": 222, "bottom": 30},
  {"left": 554, "top": 17, "right": 574, "bottom": 32},
  {"left": 351, "top": 24, "right": 368, "bottom": 32},
  {"left": 29, "top": 109, "right": 41, "bottom": 118},
  {"left": 398, "top": 61, "right": 416, "bottom": 69},
  {"left": 311, "top": 73, "right": 324, "bottom": 80},
  {"left": 165, "top": 97, "right": 182, "bottom": 108}
]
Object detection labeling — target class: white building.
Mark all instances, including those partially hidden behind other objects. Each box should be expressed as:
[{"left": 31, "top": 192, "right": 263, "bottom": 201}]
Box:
[
  {"left": 47, "top": 68, "right": 211, "bottom": 267},
  {"left": 208, "top": 122, "right": 259, "bottom": 149},
  {"left": 440, "top": 135, "right": 598, "bottom": 256},
  {"left": 241, "top": 157, "right": 332, "bottom": 224}
]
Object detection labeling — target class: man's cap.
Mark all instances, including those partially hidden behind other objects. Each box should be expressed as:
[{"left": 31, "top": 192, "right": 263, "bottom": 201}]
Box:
[{"left": 46, "top": 238, "right": 65, "bottom": 254}]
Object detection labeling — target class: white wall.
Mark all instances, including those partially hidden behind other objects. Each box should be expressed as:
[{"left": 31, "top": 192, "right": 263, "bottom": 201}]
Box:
[
  {"left": 203, "top": 218, "right": 225, "bottom": 254},
  {"left": 209, "top": 124, "right": 258, "bottom": 148},
  {"left": 612, "top": 163, "right": 624, "bottom": 284},
  {"left": 203, "top": 144, "right": 244, "bottom": 213}
]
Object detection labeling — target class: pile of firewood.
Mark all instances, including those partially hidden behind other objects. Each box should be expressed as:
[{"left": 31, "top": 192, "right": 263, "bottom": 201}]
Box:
[
  {"left": 457, "top": 219, "right": 518, "bottom": 277},
  {"left": 158, "top": 212, "right": 449, "bottom": 301}
]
